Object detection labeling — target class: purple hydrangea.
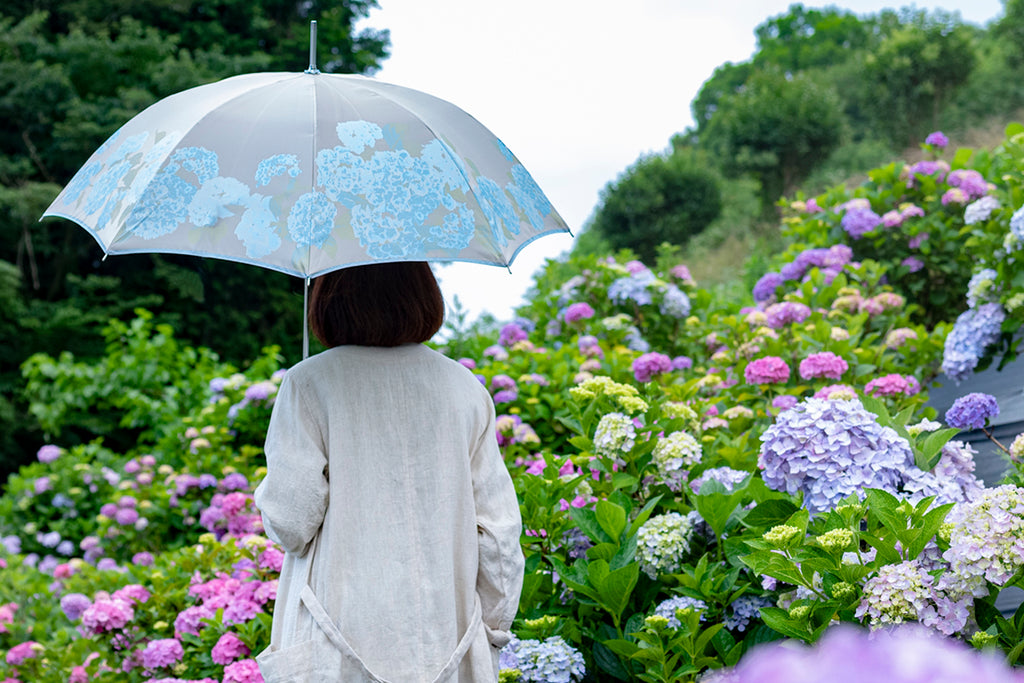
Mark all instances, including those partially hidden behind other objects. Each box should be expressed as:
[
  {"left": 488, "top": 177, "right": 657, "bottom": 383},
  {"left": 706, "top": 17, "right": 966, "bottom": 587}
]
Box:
[
  {"left": 764, "top": 302, "right": 812, "bottom": 328},
  {"left": 942, "top": 303, "right": 1006, "bottom": 382},
  {"left": 855, "top": 559, "right": 972, "bottom": 635},
  {"left": 725, "top": 594, "right": 772, "bottom": 632},
  {"left": 945, "top": 392, "right": 999, "bottom": 430},
  {"left": 925, "top": 130, "right": 949, "bottom": 148},
  {"left": 36, "top": 445, "right": 61, "bottom": 464},
  {"left": 901, "top": 440, "right": 984, "bottom": 505},
  {"left": 753, "top": 272, "right": 785, "bottom": 302},
  {"left": 632, "top": 352, "right": 673, "bottom": 383},
  {"left": 772, "top": 395, "right": 799, "bottom": 411},
  {"left": 901, "top": 256, "right": 925, "bottom": 272},
  {"left": 690, "top": 467, "right": 750, "bottom": 494},
  {"left": 60, "top": 593, "right": 92, "bottom": 621},
  {"left": 946, "top": 169, "right": 988, "bottom": 200},
  {"left": 759, "top": 398, "right": 913, "bottom": 512},
  {"left": 608, "top": 271, "right": 655, "bottom": 306},
  {"left": 727, "top": 624, "right": 1021, "bottom": 683},
  {"left": 744, "top": 356, "right": 790, "bottom": 385},
  {"left": 498, "top": 323, "right": 529, "bottom": 347},
  {"left": 142, "top": 638, "right": 184, "bottom": 669},
  {"left": 841, "top": 206, "right": 882, "bottom": 239}
]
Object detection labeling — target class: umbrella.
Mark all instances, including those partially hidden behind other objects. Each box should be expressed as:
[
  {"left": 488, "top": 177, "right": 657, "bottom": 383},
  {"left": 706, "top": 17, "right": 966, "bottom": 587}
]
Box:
[{"left": 42, "top": 22, "right": 570, "bottom": 356}]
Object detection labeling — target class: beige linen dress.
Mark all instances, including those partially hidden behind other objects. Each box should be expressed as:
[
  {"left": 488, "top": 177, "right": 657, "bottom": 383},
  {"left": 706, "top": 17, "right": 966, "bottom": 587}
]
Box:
[{"left": 253, "top": 344, "right": 524, "bottom": 682}]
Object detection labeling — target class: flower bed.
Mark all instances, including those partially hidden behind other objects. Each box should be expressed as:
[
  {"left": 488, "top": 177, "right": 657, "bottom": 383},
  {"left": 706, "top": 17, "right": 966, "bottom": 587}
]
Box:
[{"left": 2, "top": 127, "right": 1024, "bottom": 681}]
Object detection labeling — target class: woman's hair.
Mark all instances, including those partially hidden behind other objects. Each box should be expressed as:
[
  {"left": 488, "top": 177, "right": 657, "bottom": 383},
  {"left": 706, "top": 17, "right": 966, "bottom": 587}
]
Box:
[{"left": 309, "top": 262, "right": 445, "bottom": 347}]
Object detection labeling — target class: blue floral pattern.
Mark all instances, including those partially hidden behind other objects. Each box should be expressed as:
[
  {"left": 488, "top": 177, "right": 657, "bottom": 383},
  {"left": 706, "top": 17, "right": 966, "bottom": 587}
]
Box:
[{"left": 53, "top": 90, "right": 566, "bottom": 274}]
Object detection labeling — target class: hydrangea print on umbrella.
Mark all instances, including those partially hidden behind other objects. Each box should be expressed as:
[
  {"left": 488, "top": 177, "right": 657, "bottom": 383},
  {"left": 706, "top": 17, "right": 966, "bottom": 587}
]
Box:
[{"left": 758, "top": 398, "right": 913, "bottom": 512}]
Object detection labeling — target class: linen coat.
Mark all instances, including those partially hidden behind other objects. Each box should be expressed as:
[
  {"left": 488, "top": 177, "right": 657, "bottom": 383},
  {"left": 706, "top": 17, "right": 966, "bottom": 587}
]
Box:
[{"left": 253, "top": 344, "right": 524, "bottom": 682}]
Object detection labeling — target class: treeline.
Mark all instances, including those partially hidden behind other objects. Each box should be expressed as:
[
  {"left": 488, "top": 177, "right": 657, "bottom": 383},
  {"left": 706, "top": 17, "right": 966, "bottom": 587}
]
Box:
[
  {"left": 0, "top": 0, "right": 389, "bottom": 465},
  {"left": 579, "top": 2, "right": 1024, "bottom": 264}
]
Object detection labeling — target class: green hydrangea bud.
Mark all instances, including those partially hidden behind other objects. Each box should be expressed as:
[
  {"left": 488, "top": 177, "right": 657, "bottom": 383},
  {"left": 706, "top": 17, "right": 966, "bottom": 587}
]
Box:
[
  {"left": 764, "top": 524, "right": 802, "bottom": 548},
  {"left": 523, "top": 615, "right": 559, "bottom": 631},
  {"left": 970, "top": 631, "right": 998, "bottom": 649},
  {"left": 499, "top": 669, "right": 524, "bottom": 683},
  {"left": 817, "top": 528, "right": 854, "bottom": 553},
  {"left": 788, "top": 605, "right": 810, "bottom": 620},
  {"left": 644, "top": 615, "right": 671, "bottom": 632},
  {"left": 830, "top": 581, "right": 856, "bottom": 600}
]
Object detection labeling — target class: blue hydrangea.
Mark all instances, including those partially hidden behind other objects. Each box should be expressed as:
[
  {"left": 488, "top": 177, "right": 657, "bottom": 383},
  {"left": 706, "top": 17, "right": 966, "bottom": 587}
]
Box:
[
  {"left": 1011, "top": 204, "right": 1024, "bottom": 241},
  {"left": 660, "top": 284, "right": 692, "bottom": 317},
  {"left": 942, "top": 303, "right": 1006, "bottom": 383},
  {"left": 841, "top": 206, "right": 881, "bottom": 239},
  {"left": 500, "top": 636, "right": 586, "bottom": 683},
  {"left": 945, "top": 392, "right": 1000, "bottom": 430},
  {"left": 608, "top": 271, "right": 655, "bottom": 306},
  {"left": 725, "top": 594, "right": 772, "bottom": 631},
  {"left": 758, "top": 398, "right": 914, "bottom": 512},
  {"left": 965, "top": 268, "right": 999, "bottom": 308},
  {"left": 654, "top": 595, "right": 708, "bottom": 627}
]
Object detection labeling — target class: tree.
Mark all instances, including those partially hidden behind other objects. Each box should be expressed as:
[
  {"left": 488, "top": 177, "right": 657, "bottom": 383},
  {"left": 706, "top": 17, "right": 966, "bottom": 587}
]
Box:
[
  {"left": 753, "top": 3, "right": 878, "bottom": 74},
  {"left": 700, "top": 69, "right": 844, "bottom": 212},
  {"left": 858, "top": 10, "right": 977, "bottom": 147},
  {"left": 588, "top": 153, "right": 722, "bottom": 264}
]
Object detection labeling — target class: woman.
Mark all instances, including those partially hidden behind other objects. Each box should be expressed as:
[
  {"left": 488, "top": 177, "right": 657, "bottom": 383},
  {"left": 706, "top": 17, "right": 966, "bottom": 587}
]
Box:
[{"left": 254, "top": 262, "right": 524, "bottom": 682}]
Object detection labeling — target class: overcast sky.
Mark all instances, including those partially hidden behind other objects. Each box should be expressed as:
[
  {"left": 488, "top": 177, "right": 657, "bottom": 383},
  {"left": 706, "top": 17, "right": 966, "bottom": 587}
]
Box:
[{"left": 357, "top": 0, "right": 1006, "bottom": 324}]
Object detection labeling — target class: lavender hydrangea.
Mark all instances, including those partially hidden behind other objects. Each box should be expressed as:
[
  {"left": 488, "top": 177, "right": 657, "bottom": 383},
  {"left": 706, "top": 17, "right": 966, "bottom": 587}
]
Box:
[
  {"left": 759, "top": 398, "right": 914, "bottom": 512},
  {"left": 660, "top": 284, "right": 691, "bottom": 317},
  {"left": 841, "top": 206, "right": 881, "bottom": 239},
  {"left": 1012, "top": 205, "right": 1024, "bottom": 242},
  {"left": 942, "top": 303, "right": 1006, "bottom": 382},
  {"left": 945, "top": 392, "right": 999, "bottom": 430},
  {"left": 654, "top": 595, "right": 708, "bottom": 627},
  {"left": 942, "top": 485, "right": 1024, "bottom": 590},
  {"left": 764, "top": 302, "right": 811, "bottom": 328},
  {"left": 690, "top": 467, "right": 750, "bottom": 494},
  {"left": 753, "top": 272, "right": 785, "bottom": 303},
  {"left": 500, "top": 636, "right": 586, "bottom": 683},
  {"left": 608, "top": 271, "right": 654, "bottom": 306},
  {"left": 855, "top": 559, "right": 971, "bottom": 635},
  {"left": 636, "top": 512, "right": 695, "bottom": 578},
  {"left": 727, "top": 624, "right": 1023, "bottom": 683},
  {"left": 900, "top": 440, "right": 984, "bottom": 505}
]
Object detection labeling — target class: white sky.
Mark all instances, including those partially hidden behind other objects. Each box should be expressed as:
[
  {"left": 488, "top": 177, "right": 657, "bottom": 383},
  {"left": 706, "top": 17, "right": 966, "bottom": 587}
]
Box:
[{"left": 358, "top": 0, "right": 1006, "bottom": 324}]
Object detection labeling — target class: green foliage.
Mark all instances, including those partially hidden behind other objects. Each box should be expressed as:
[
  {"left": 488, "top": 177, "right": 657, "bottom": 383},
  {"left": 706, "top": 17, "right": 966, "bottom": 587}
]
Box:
[{"left": 587, "top": 152, "right": 723, "bottom": 264}]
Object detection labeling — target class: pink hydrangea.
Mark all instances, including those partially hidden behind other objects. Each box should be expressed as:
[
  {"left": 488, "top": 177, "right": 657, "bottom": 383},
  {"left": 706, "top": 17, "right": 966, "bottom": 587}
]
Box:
[
  {"left": 174, "top": 604, "right": 215, "bottom": 637},
  {"left": 798, "top": 352, "right": 849, "bottom": 380},
  {"left": 142, "top": 638, "right": 184, "bottom": 669},
  {"left": 112, "top": 584, "right": 150, "bottom": 604},
  {"left": 80, "top": 597, "right": 134, "bottom": 636},
  {"left": 0, "top": 603, "right": 17, "bottom": 633},
  {"left": 222, "top": 658, "right": 264, "bottom": 683},
  {"left": 744, "top": 357, "right": 790, "bottom": 385},
  {"left": 813, "top": 384, "right": 856, "bottom": 400},
  {"left": 5, "top": 641, "right": 40, "bottom": 666},
  {"left": 563, "top": 302, "right": 595, "bottom": 324},
  {"left": 211, "top": 632, "right": 251, "bottom": 665},
  {"left": 36, "top": 445, "right": 61, "bottom": 464},
  {"left": 865, "top": 374, "right": 920, "bottom": 397},
  {"left": 258, "top": 547, "right": 284, "bottom": 572}
]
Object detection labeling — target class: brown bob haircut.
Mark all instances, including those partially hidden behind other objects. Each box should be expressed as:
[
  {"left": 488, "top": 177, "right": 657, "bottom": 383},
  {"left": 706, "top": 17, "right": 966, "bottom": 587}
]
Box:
[{"left": 309, "top": 262, "right": 445, "bottom": 348}]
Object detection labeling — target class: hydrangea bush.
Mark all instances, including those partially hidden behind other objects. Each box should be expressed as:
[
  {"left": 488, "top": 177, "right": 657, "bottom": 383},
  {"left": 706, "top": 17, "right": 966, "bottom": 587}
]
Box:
[{"left": 2, "top": 129, "right": 1024, "bottom": 682}]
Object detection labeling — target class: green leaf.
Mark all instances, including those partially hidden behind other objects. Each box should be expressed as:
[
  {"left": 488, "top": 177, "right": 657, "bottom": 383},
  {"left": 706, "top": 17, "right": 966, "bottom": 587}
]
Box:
[
  {"left": 742, "top": 499, "right": 799, "bottom": 530},
  {"left": 1007, "top": 122, "right": 1024, "bottom": 137},
  {"left": 601, "top": 638, "right": 639, "bottom": 658},
  {"left": 592, "top": 640, "right": 633, "bottom": 680},
  {"left": 602, "top": 563, "right": 640, "bottom": 620},
  {"left": 916, "top": 428, "right": 959, "bottom": 470},
  {"left": 570, "top": 506, "right": 612, "bottom": 545},
  {"left": 596, "top": 499, "right": 628, "bottom": 541},
  {"left": 759, "top": 607, "right": 813, "bottom": 642}
]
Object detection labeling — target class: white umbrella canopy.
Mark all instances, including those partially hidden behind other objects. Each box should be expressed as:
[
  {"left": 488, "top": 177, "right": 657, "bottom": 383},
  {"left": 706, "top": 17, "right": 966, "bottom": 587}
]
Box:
[{"left": 43, "top": 70, "right": 570, "bottom": 279}]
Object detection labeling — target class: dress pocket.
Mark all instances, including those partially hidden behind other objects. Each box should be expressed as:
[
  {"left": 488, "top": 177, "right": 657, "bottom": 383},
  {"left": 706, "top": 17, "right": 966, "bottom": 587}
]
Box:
[{"left": 256, "top": 641, "right": 317, "bottom": 683}]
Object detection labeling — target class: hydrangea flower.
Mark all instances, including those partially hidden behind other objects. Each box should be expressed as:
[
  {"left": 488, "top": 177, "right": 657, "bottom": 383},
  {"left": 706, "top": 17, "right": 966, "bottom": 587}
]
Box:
[
  {"left": 964, "top": 195, "right": 1000, "bottom": 225},
  {"left": 945, "top": 392, "right": 999, "bottom": 430},
  {"left": 759, "top": 398, "right": 914, "bottom": 512},
  {"left": 608, "top": 271, "right": 654, "bottom": 306},
  {"left": 901, "top": 440, "right": 984, "bottom": 505},
  {"left": 901, "top": 256, "right": 925, "bottom": 272},
  {"left": 593, "top": 412, "right": 637, "bottom": 456},
  {"left": 36, "top": 445, "right": 61, "bottom": 464},
  {"left": 841, "top": 206, "right": 881, "bottom": 238},
  {"left": 942, "top": 485, "right": 1024, "bottom": 590},
  {"left": 498, "top": 323, "right": 529, "bottom": 347},
  {"left": 725, "top": 594, "right": 772, "bottom": 631},
  {"left": 946, "top": 169, "right": 988, "bottom": 200},
  {"left": 142, "top": 638, "right": 185, "bottom": 669},
  {"left": 925, "top": 130, "right": 948, "bottom": 148},
  {"left": 1011, "top": 205, "right": 1024, "bottom": 242},
  {"left": 654, "top": 595, "right": 708, "bottom": 626},
  {"left": 660, "top": 285, "right": 691, "bottom": 317},
  {"left": 80, "top": 596, "right": 135, "bottom": 636},
  {"left": 941, "top": 303, "right": 1006, "bottom": 382},
  {"left": 222, "top": 659, "right": 263, "bottom": 683},
  {"left": 632, "top": 352, "right": 673, "bottom": 383},
  {"left": 690, "top": 467, "right": 749, "bottom": 494},
  {"left": 211, "top": 632, "right": 251, "bottom": 665},
  {"left": 6, "top": 640, "right": 41, "bottom": 666},
  {"left": 744, "top": 356, "right": 790, "bottom": 385},
  {"left": 753, "top": 272, "right": 785, "bottom": 303},
  {"left": 855, "top": 560, "right": 971, "bottom": 635},
  {"left": 563, "top": 302, "right": 595, "bottom": 324},
  {"left": 864, "top": 373, "right": 919, "bottom": 397},
  {"left": 651, "top": 431, "right": 702, "bottom": 489},
  {"left": 764, "top": 302, "right": 811, "bottom": 328},
  {"left": 966, "top": 268, "right": 999, "bottom": 308},
  {"left": 636, "top": 512, "right": 694, "bottom": 578},
  {"left": 500, "top": 636, "right": 586, "bottom": 683},
  {"left": 726, "top": 623, "right": 1023, "bottom": 683},
  {"left": 798, "top": 352, "right": 848, "bottom": 380}
]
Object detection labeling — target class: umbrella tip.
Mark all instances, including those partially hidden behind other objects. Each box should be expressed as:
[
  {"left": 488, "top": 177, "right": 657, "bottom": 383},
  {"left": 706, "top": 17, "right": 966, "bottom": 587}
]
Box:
[{"left": 305, "top": 20, "right": 320, "bottom": 75}]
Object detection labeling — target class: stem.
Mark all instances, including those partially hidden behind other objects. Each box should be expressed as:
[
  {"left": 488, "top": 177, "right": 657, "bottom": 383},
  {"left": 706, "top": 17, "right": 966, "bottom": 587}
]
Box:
[{"left": 982, "top": 426, "right": 1014, "bottom": 458}]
